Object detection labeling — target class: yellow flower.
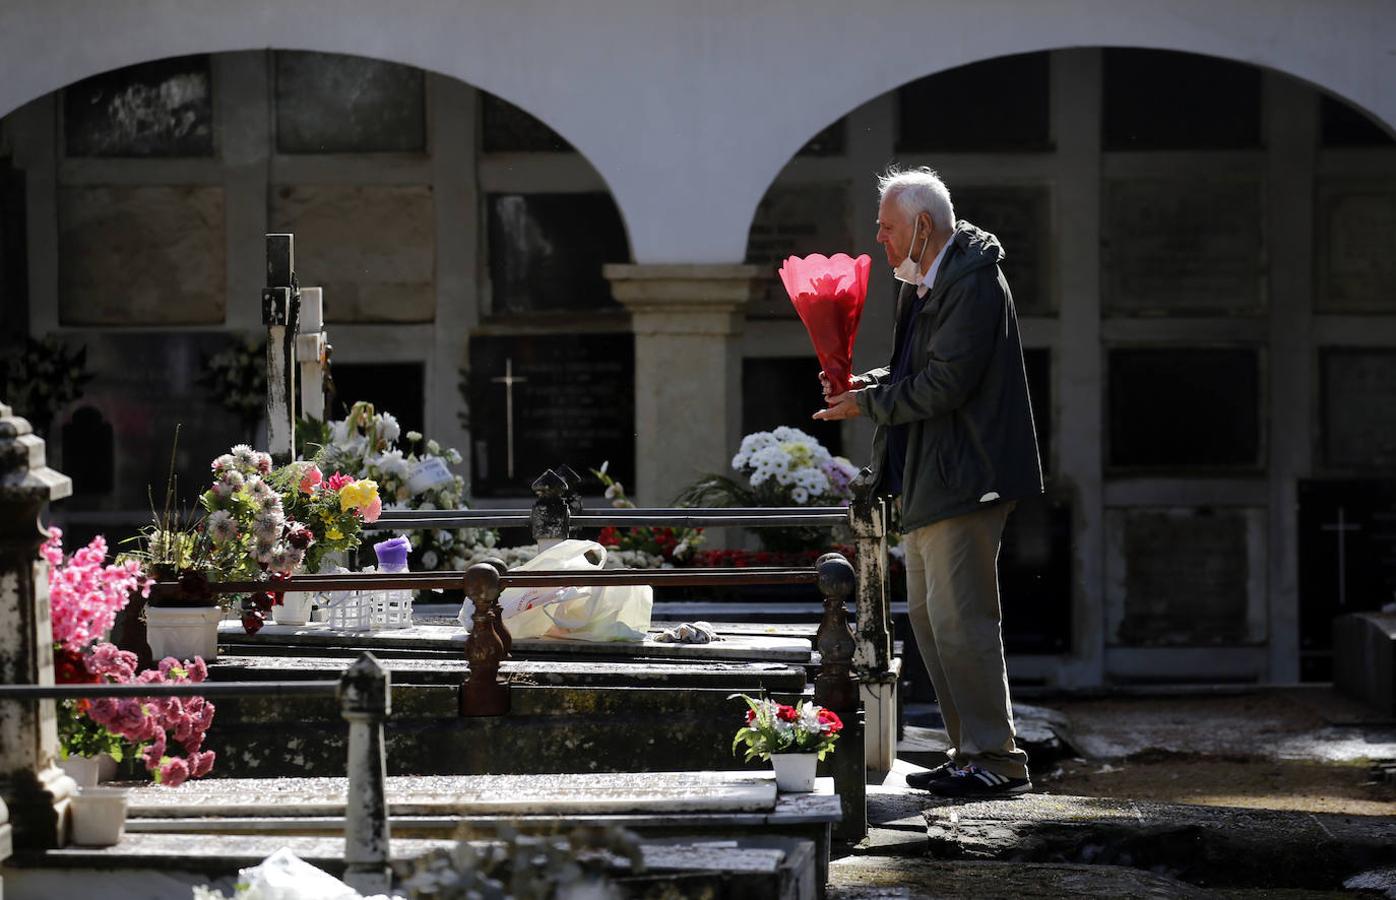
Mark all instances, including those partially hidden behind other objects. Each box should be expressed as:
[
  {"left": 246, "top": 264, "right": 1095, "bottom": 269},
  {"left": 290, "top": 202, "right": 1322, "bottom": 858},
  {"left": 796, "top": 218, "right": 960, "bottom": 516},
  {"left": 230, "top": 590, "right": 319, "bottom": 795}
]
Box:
[
  {"left": 327, "top": 527, "right": 343, "bottom": 541},
  {"left": 338, "top": 479, "right": 380, "bottom": 512}
]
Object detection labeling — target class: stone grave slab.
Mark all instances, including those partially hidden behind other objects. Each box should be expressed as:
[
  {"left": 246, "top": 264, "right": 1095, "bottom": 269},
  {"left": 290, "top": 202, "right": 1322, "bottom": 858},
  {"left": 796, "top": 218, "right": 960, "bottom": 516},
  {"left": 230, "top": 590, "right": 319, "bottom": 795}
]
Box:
[
  {"left": 127, "top": 771, "right": 777, "bottom": 818},
  {"left": 218, "top": 621, "right": 813, "bottom": 663}
]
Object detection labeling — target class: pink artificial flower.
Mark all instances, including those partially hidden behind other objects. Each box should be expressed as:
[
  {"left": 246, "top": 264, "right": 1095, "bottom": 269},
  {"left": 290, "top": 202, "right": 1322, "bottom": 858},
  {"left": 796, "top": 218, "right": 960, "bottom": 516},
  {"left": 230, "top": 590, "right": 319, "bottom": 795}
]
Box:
[
  {"left": 362, "top": 496, "right": 383, "bottom": 524},
  {"left": 326, "top": 471, "right": 354, "bottom": 492},
  {"left": 189, "top": 750, "right": 216, "bottom": 778},
  {"left": 299, "top": 466, "right": 324, "bottom": 494},
  {"left": 85, "top": 642, "right": 138, "bottom": 681},
  {"left": 156, "top": 756, "right": 190, "bottom": 787}
]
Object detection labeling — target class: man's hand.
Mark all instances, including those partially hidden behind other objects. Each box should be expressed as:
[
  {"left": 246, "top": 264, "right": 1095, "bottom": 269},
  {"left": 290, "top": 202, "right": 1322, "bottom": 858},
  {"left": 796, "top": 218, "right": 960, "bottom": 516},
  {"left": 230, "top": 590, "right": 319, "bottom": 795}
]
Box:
[
  {"left": 814, "top": 390, "right": 861, "bottom": 421},
  {"left": 819, "top": 372, "right": 869, "bottom": 402}
]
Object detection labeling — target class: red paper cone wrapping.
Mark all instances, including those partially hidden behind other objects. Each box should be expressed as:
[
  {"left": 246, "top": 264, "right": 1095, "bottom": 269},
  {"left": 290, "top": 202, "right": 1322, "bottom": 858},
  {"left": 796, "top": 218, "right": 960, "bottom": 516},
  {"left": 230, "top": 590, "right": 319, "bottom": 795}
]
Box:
[{"left": 778, "top": 253, "right": 872, "bottom": 396}]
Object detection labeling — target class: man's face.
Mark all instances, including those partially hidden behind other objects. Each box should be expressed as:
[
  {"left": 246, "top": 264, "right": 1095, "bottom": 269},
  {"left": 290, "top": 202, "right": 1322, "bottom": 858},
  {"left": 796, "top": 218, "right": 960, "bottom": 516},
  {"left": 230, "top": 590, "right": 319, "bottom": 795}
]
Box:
[{"left": 876, "top": 195, "right": 919, "bottom": 269}]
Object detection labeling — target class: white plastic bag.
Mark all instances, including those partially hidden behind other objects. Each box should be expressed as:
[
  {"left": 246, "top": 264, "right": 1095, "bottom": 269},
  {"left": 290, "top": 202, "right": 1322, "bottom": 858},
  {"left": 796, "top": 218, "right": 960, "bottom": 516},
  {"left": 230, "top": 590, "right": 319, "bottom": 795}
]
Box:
[{"left": 459, "top": 539, "right": 651, "bottom": 641}]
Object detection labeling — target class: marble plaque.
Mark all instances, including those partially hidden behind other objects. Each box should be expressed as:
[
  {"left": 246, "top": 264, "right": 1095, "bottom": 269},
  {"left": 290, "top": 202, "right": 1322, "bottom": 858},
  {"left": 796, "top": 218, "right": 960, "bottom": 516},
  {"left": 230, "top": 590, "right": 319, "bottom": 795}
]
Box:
[
  {"left": 270, "top": 184, "right": 435, "bottom": 323},
  {"left": 275, "top": 51, "right": 425, "bottom": 154},
  {"left": 486, "top": 193, "right": 628, "bottom": 314},
  {"left": 1107, "top": 507, "right": 1265, "bottom": 647},
  {"left": 1316, "top": 182, "right": 1396, "bottom": 312},
  {"left": 1103, "top": 50, "right": 1261, "bottom": 151},
  {"left": 328, "top": 362, "right": 425, "bottom": 438},
  {"left": 955, "top": 186, "right": 1052, "bottom": 315},
  {"left": 744, "top": 183, "right": 852, "bottom": 318},
  {"left": 741, "top": 357, "right": 844, "bottom": 455},
  {"left": 49, "top": 332, "right": 247, "bottom": 516},
  {"left": 999, "top": 493, "right": 1073, "bottom": 654},
  {"left": 63, "top": 55, "right": 214, "bottom": 157},
  {"left": 1322, "top": 349, "right": 1396, "bottom": 468},
  {"left": 467, "top": 333, "right": 633, "bottom": 497},
  {"left": 1103, "top": 178, "right": 1263, "bottom": 315},
  {"left": 481, "top": 92, "right": 573, "bottom": 153},
  {"left": 1107, "top": 348, "right": 1261, "bottom": 469},
  {"left": 59, "top": 185, "right": 226, "bottom": 325}
]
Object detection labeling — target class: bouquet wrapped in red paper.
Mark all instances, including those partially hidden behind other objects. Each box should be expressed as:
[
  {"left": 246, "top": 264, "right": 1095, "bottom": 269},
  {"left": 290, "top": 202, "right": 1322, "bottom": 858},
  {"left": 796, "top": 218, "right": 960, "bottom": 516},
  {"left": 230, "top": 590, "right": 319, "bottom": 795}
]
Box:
[{"left": 779, "top": 253, "right": 872, "bottom": 399}]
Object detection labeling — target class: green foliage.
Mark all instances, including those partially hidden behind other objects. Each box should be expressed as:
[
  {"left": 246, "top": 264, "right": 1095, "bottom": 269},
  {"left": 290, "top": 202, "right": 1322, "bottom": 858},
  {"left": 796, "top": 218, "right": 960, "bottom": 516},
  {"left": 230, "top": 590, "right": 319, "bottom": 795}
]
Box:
[{"left": 0, "top": 336, "right": 93, "bottom": 433}]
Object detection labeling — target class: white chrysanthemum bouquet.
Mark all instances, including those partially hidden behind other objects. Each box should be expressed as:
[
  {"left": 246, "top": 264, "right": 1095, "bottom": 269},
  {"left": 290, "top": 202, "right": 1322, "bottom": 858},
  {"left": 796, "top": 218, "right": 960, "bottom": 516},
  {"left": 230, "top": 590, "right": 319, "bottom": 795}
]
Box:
[{"left": 729, "top": 427, "right": 859, "bottom": 506}]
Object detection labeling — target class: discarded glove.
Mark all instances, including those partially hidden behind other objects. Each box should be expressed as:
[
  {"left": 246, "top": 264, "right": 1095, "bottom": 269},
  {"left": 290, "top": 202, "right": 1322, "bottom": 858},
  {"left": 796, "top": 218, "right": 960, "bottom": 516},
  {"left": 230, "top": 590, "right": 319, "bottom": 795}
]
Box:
[{"left": 654, "top": 621, "right": 720, "bottom": 644}]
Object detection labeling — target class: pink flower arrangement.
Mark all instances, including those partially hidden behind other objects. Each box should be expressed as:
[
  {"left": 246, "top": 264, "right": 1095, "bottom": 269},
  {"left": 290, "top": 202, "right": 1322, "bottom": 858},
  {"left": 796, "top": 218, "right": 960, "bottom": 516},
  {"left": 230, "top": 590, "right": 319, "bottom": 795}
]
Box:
[
  {"left": 41, "top": 528, "right": 150, "bottom": 655},
  {"left": 299, "top": 465, "right": 323, "bottom": 494},
  {"left": 82, "top": 645, "right": 216, "bottom": 787}
]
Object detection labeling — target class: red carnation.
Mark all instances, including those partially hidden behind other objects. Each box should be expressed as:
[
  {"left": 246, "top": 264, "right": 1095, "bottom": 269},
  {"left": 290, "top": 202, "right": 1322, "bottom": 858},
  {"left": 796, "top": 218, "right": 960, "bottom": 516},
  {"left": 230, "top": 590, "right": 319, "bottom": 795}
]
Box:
[
  {"left": 817, "top": 708, "right": 843, "bottom": 733},
  {"left": 777, "top": 705, "right": 799, "bottom": 722}
]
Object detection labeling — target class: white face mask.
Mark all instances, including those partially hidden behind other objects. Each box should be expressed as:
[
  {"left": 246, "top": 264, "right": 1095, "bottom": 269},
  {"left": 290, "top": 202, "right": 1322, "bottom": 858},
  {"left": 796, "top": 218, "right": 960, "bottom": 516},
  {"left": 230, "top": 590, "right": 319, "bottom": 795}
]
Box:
[{"left": 892, "top": 218, "right": 930, "bottom": 285}]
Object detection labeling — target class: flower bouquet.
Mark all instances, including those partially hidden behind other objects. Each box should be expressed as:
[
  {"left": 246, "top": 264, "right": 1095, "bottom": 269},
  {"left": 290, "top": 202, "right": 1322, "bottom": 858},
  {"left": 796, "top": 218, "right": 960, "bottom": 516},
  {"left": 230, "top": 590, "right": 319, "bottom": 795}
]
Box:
[
  {"left": 778, "top": 253, "right": 871, "bottom": 399},
  {"left": 592, "top": 461, "right": 703, "bottom": 566},
  {"left": 731, "top": 694, "right": 842, "bottom": 792}
]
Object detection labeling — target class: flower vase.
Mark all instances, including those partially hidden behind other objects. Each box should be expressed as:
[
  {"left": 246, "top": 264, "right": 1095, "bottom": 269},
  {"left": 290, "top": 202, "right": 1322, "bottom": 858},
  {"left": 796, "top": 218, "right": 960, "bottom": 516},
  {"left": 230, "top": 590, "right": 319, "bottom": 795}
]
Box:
[
  {"left": 59, "top": 753, "right": 118, "bottom": 788},
  {"left": 69, "top": 786, "right": 129, "bottom": 846},
  {"left": 272, "top": 591, "right": 315, "bottom": 626},
  {"left": 146, "top": 605, "right": 222, "bottom": 661},
  {"left": 770, "top": 752, "right": 818, "bottom": 792}
]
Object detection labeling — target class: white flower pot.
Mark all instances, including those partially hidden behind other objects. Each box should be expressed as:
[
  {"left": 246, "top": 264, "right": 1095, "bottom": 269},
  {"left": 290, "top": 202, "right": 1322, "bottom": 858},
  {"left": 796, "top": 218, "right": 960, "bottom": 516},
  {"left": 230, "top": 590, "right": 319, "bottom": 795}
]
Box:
[
  {"left": 69, "top": 786, "right": 128, "bottom": 846},
  {"left": 770, "top": 752, "right": 818, "bottom": 792},
  {"left": 146, "top": 606, "right": 222, "bottom": 661},
  {"left": 59, "top": 753, "right": 118, "bottom": 789},
  {"left": 272, "top": 591, "right": 315, "bottom": 626}
]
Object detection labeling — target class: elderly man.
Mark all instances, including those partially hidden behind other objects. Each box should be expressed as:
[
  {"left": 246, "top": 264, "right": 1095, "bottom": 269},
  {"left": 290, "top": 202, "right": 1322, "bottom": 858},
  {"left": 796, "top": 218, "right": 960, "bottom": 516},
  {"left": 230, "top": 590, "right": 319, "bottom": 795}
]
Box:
[{"left": 815, "top": 166, "right": 1042, "bottom": 797}]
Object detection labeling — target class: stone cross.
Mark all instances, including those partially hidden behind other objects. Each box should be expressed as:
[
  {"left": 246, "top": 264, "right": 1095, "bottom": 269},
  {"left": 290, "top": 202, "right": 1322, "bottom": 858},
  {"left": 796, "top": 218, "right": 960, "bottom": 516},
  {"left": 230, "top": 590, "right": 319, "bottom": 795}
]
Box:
[
  {"left": 490, "top": 358, "right": 527, "bottom": 480},
  {"left": 262, "top": 234, "right": 301, "bottom": 465},
  {"left": 295, "top": 286, "right": 329, "bottom": 423},
  {"left": 1321, "top": 506, "right": 1363, "bottom": 607},
  {"left": 339, "top": 652, "right": 392, "bottom": 894},
  {"left": 0, "top": 402, "right": 76, "bottom": 851}
]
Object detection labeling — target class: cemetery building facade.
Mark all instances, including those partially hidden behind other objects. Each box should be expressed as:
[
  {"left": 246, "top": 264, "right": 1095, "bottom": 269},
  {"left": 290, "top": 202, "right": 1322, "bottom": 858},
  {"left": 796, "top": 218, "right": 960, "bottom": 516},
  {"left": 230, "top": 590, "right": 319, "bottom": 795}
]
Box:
[{"left": 1, "top": 0, "right": 1395, "bottom": 688}]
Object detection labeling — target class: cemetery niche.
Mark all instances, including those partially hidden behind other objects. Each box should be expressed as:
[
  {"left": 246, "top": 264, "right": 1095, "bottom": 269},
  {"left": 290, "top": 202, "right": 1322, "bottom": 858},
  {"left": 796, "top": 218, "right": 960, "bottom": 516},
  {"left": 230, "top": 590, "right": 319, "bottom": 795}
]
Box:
[
  {"left": 745, "top": 184, "right": 853, "bottom": 319},
  {"left": 62, "top": 54, "right": 214, "bottom": 157},
  {"left": 1321, "top": 348, "right": 1396, "bottom": 469},
  {"left": 486, "top": 193, "right": 630, "bottom": 316},
  {"left": 274, "top": 51, "right": 426, "bottom": 154}
]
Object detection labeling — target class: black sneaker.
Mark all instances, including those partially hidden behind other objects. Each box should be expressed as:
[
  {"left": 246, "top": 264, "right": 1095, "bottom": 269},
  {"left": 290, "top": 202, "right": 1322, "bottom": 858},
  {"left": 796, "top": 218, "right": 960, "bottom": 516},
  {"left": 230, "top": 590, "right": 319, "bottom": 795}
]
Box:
[
  {"left": 926, "top": 763, "right": 1031, "bottom": 798},
  {"left": 905, "top": 760, "right": 959, "bottom": 790}
]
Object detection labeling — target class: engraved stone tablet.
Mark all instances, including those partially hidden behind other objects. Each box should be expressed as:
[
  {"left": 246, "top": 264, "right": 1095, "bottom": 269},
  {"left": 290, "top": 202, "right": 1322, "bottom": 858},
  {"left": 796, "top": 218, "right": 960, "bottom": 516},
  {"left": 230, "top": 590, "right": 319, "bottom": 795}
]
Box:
[
  {"left": 270, "top": 184, "right": 435, "bottom": 323},
  {"left": 1321, "top": 349, "right": 1396, "bottom": 468},
  {"left": 59, "top": 185, "right": 226, "bottom": 325},
  {"left": 955, "top": 186, "right": 1052, "bottom": 315},
  {"left": 744, "top": 183, "right": 852, "bottom": 318},
  {"left": 64, "top": 55, "right": 214, "bottom": 157},
  {"left": 487, "top": 193, "right": 629, "bottom": 315},
  {"left": 1103, "top": 178, "right": 1263, "bottom": 315},
  {"left": 1315, "top": 182, "right": 1396, "bottom": 312},
  {"left": 1108, "top": 507, "right": 1265, "bottom": 646},
  {"left": 275, "top": 51, "right": 425, "bottom": 154}
]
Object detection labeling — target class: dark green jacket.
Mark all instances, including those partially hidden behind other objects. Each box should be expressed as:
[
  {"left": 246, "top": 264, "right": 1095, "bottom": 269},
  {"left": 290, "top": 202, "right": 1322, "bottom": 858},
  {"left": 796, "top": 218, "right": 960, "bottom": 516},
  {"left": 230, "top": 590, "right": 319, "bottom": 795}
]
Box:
[{"left": 853, "top": 220, "right": 1042, "bottom": 533}]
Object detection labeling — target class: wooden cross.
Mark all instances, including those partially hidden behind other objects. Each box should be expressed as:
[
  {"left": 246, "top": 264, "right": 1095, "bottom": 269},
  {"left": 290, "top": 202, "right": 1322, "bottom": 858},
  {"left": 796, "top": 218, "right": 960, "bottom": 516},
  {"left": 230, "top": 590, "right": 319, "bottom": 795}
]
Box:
[
  {"left": 1321, "top": 505, "right": 1362, "bottom": 607},
  {"left": 491, "top": 358, "right": 528, "bottom": 480}
]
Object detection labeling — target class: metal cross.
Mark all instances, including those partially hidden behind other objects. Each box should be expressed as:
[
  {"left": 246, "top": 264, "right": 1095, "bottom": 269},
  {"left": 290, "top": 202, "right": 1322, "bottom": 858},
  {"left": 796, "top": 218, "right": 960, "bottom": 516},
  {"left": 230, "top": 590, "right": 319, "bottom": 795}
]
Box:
[
  {"left": 1321, "top": 505, "right": 1362, "bottom": 607},
  {"left": 491, "top": 358, "right": 528, "bottom": 479}
]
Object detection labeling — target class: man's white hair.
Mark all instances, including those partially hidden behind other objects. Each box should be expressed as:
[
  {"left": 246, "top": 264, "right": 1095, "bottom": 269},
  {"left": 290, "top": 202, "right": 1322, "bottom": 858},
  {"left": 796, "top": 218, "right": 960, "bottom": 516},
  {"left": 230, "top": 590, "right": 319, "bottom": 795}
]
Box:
[{"left": 877, "top": 166, "right": 955, "bottom": 233}]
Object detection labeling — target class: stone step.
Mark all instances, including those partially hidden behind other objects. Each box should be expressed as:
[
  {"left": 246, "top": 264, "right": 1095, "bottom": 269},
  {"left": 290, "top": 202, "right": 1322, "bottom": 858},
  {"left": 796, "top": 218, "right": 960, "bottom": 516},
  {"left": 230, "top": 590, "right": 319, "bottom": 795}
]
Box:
[
  {"left": 922, "top": 793, "right": 1396, "bottom": 891},
  {"left": 5, "top": 832, "right": 821, "bottom": 900}
]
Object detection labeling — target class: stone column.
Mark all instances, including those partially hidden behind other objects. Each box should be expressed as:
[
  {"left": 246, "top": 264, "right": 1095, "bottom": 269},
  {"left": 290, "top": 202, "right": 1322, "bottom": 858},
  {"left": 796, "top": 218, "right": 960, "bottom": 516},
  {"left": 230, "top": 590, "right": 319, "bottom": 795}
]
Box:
[
  {"left": 0, "top": 402, "right": 75, "bottom": 850},
  {"left": 340, "top": 652, "right": 391, "bottom": 894},
  {"left": 604, "top": 264, "right": 764, "bottom": 507}
]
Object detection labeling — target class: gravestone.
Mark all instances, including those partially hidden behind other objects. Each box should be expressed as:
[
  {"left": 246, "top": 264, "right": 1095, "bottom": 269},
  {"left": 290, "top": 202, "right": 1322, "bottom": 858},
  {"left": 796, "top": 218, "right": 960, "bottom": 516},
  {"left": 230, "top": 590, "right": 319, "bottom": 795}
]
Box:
[
  {"left": 1315, "top": 181, "right": 1396, "bottom": 312},
  {"left": 275, "top": 51, "right": 425, "bottom": 154},
  {"left": 744, "top": 184, "right": 852, "bottom": 318},
  {"left": 897, "top": 52, "right": 1050, "bottom": 152},
  {"left": 50, "top": 333, "right": 244, "bottom": 517},
  {"left": 328, "top": 362, "right": 425, "bottom": 439},
  {"left": 59, "top": 185, "right": 226, "bottom": 325},
  {"left": 481, "top": 92, "right": 573, "bottom": 153},
  {"left": 956, "top": 186, "right": 1052, "bottom": 315},
  {"left": 740, "top": 358, "right": 843, "bottom": 456},
  {"left": 486, "top": 193, "right": 629, "bottom": 315},
  {"left": 1103, "top": 49, "right": 1261, "bottom": 150},
  {"left": 1107, "top": 348, "right": 1261, "bottom": 469},
  {"left": 60, "top": 405, "right": 114, "bottom": 495},
  {"left": 1108, "top": 507, "right": 1262, "bottom": 646},
  {"left": 1103, "top": 178, "right": 1263, "bottom": 314},
  {"left": 466, "top": 333, "right": 634, "bottom": 497},
  {"left": 1298, "top": 479, "right": 1396, "bottom": 680},
  {"left": 1321, "top": 349, "right": 1396, "bottom": 468},
  {"left": 63, "top": 55, "right": 214, "bottom": 157},
  {"left": 270, "top": 184, "right": 434, "bottom": 323}
]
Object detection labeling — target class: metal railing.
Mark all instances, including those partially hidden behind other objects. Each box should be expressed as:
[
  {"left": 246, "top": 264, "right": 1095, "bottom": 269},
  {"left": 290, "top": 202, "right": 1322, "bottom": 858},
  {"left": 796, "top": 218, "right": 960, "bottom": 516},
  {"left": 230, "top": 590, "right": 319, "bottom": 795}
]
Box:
[{"left": 0, "top": 653, "right": 392, "bottom": 894}]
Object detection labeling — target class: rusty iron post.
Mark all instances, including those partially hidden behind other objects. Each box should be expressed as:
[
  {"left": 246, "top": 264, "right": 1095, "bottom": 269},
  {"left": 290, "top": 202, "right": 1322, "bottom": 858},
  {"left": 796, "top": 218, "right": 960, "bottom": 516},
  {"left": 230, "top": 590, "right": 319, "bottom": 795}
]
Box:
[
  {"left": 530, "top": 469, "right": 571, "bottom": 550},
  {"left": 814, "top": 552, "right": 866, "bottom": 842},
  {"left": 340, "top": 652, "right": 392, "bottom": 894},
  {"left": 460, "top": 563, "right": 509, "bottom": 716}
]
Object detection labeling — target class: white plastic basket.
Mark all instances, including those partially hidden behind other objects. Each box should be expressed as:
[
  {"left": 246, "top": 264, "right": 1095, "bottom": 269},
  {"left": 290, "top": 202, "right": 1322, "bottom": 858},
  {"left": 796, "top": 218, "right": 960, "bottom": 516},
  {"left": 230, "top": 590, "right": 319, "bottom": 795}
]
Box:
[
  {"left": 321, "top": 588, "right": 373, "bottom": 631},
  {"left": 369, "top": 587, "right": 413, "bottom": 630}
]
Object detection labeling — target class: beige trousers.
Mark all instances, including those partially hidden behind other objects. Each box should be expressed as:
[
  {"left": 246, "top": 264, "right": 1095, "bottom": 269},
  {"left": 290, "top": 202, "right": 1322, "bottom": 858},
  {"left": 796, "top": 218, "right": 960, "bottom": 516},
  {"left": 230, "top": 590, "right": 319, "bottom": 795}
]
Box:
[{"left": 903, "top": 502, "right": 1029, "bottom": 780}]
